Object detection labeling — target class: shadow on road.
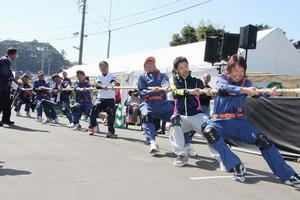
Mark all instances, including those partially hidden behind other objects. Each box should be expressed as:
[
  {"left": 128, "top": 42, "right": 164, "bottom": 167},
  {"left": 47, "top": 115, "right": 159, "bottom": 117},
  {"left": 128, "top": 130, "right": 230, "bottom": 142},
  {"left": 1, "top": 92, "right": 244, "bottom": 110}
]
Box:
[
  {"left": 0, "top": 168, "right": 31, "bottom": 176},
  {"left": 3, "top": 125, "right": 49, "bottom": 133}
]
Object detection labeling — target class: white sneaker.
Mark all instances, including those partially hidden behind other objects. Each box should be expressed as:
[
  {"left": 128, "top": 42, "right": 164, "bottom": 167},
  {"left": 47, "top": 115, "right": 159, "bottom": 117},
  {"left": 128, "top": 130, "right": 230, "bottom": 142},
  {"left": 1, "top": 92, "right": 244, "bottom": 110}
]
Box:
[
  {"left": 149, "top": 141, "right": 160, "bottom": 154},
  {"left": 36, "top": 116, "right": 43, "bottom": 122},
  {"left": 73, "top": 123, "right": 81, "bottom": 131},
  {"left": 16, "top": 112, "right": 21, "bottom": 117},
  {"left": 173, "top": 154, "right": 188, "bottom": 167},
  {"left": 42, "top": 118, "right": 51, "bottom": 124},
  {"left": 52, "top": 118, "right": 59, "bottom": 124},
  {"left": 186, "top": 145, "right": 198, "bottom": 157},
  {"left": 26, "top": 112, "right": 31, "bottom": 118},
  {"left": 68, "top": 123, "right": 75, "bottom": 128}
]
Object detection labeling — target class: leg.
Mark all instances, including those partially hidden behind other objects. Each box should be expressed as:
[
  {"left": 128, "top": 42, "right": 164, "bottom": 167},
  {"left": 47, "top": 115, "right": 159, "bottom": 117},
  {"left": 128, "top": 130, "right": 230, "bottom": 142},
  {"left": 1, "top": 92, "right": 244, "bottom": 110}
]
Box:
[
  {"left": 105, "top": 99, "right": 116, "bottom": 134},
  {"left": 71, "top": 104, "right": 82, "bottom": 124},
  {"left": 61, "top": 102, "right": 72, "bottom": 123},
  {"left": 1, "top": 91, "right": 12, "bottom": 123},
  {"left": 89, "top": 101, "right": 103, "bottom": 128},
  {"left": 237, "top": 121, "right": 297, "bottom": 182},
  {"left": 203, "top": 123, "right": 242, "bottom": 172}
]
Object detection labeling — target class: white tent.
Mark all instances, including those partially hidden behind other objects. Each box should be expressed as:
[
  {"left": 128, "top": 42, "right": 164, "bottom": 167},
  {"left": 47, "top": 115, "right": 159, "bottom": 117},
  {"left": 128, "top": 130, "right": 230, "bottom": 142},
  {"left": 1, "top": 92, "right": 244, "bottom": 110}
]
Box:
[{"left": 64, "top": 28, "right": 300, "bottom": 82}]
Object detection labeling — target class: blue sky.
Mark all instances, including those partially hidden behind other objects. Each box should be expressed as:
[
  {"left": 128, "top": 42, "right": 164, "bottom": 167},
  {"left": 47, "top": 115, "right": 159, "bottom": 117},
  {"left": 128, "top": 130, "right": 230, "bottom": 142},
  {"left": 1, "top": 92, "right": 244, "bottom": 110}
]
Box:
[{"left": 1, "top": 0, "right": 299, "bottom": 64}]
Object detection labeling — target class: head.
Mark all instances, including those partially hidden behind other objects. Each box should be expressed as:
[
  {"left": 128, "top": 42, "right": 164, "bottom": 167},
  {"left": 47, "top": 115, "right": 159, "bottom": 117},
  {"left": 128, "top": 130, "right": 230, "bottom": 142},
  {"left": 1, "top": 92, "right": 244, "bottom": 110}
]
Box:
[
  {"left": 37, "top": 71, "right": 45, "bottom": 81},
  {"left": 99, "top": 61, "right": 109, "bottom": 75},
  {"left": 226, "top": 54, "right": 247, "bottom": 82},
  {"left": 203, "top": 73, "right": 211, "bottom": 85},
  {"left": 62, "top": 71, "right": 68, "bottom": 79},
  {"left": 144, "top": 56, "right": 156, "bottom": 73},
  {"left": 7, "top": 48, "right": 17, "bottom": 61},
  {"left": 52, "top": 74, "right": 62, "bottom": 84},
  {"left": 22, "top": 74, "right": 29, "bottom": 84},
  {"left": 173, "top": 56, "right": 189, "bottom": 77},
  {"left": 76, "top": 70, "right": 86, "bottom": 82}
]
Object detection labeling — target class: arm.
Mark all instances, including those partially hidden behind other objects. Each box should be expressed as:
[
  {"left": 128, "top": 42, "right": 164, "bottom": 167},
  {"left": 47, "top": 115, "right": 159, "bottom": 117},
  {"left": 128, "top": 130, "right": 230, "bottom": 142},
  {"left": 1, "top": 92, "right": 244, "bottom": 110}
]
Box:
[
  {"left": 169, "top": 76, "right": 189, "bottom": 96},
  {"left": 137, "top": 75, "right": 151, "bottom": 97}
]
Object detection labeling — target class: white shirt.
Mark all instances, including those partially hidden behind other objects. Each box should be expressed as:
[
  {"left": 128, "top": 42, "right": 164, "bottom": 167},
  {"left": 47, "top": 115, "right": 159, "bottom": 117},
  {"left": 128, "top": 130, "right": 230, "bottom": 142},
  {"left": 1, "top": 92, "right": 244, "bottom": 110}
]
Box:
[{"left": 96, "top": 72, "right": 116, "bottom": 99}]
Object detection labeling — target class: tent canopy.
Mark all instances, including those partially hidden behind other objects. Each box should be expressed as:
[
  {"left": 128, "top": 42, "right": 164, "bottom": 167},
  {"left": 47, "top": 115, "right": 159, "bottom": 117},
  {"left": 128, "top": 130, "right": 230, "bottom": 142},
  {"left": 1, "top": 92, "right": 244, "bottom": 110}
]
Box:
[{"left": 64, "top": 28, "right": 300, "bottom": 80}]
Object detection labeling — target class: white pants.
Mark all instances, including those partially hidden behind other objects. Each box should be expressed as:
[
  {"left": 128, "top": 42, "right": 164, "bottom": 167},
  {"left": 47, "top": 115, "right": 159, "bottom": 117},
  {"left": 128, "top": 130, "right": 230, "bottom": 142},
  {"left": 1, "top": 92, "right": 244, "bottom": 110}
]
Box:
[{"left": 169, "top": 113, "right": 219, "bottom": 157}]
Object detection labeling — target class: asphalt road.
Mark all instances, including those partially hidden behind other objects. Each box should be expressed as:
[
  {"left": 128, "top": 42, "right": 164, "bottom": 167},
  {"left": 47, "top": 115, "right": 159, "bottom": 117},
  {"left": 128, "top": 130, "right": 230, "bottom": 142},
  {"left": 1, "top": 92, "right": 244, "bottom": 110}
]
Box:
[{"left": 0, "top": 113, "right": 299, "bottom": 200}]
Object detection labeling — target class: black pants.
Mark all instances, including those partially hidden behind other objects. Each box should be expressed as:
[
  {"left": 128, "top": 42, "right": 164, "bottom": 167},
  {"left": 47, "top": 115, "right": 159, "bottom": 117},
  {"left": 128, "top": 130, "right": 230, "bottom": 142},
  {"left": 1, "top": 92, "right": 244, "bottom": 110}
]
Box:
[
  {"left": 89, "top": 99, "right": 116, "bottom": 134},
  {"left": 0, "top": 91, "right": 12, "bottom": 123}
]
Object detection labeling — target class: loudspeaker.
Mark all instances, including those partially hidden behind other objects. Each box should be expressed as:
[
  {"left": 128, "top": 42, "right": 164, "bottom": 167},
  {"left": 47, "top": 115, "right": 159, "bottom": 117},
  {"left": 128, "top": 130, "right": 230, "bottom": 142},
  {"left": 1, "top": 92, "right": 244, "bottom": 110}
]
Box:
[
  {"left": 221, "top": 33, "right": 240, "bottom": 61},
  {"left": 204, "top": 36, "right": 222, "bottom": 64},
  {"left": 239, "top": 24, "right": 258, "bottom": 49}
]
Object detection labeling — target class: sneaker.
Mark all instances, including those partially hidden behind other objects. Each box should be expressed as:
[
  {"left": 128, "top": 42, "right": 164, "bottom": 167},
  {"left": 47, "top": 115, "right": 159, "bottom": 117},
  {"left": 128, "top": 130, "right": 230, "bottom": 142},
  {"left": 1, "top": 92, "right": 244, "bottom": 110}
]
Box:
[
  {"left": 52, "top": 118, "right": 59, "bottom": 124},
  {"left": 149, "top": 141, "right": 160, "bottom": 154},
  {"left": 73, "top": 123, "right": 81, "bottom": 131},
  {"left": 68, "top": 123, "right": 75, "bottom": 128},
  {"left": 233, "top": 164, "right": 246, "bottom": 182},
  {"left": 26, "top": 112, "right": 31, "bottom": 118},
  {"left": 36, "top": 116, "right": 43, "bottom": 122},
  {"left": 106, "top": 132, "right": 118, "bottom": 138},
  {"left": 16, "top": 112, "right": 21, "bottom": 117},
  {"left": 88, "top": 127, "right": 94, "bottom": 135},
  {"left": 186, "top": 145, "right": 198, "bottom": 157},
  {"left": 285, "top": 174, "right": 300, "bottom": 188},
  {"left": 42, "top": 118, "right": 51, "bottom": 124},
  {"left": 173, "top": 154, "right": 188, "bottom": 167}
]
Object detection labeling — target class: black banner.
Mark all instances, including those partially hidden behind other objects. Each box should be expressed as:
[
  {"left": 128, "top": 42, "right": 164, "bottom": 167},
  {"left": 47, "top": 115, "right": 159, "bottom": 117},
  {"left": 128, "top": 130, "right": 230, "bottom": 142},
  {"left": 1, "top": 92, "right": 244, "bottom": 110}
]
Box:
[{"left": 229, "top": 97, "right": 300, "bottom": 159}]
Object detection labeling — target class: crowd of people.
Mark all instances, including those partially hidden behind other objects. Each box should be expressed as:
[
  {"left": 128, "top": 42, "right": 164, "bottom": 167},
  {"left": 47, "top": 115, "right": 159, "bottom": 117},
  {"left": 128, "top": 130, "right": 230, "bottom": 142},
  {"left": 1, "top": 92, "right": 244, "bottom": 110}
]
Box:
[{"left": 0, "top": 48, "right": 300, "bottom": 188}]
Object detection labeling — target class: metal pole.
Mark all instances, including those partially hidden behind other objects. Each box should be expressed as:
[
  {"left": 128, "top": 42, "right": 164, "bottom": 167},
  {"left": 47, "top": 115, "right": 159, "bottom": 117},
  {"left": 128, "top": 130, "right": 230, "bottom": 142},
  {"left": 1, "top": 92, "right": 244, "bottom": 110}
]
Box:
[
  {"left": 106, "top": 0, "right": 112, "bottom": 58},
  {"left": 79, "top": 0, "right": 87, "bottom": 65}
]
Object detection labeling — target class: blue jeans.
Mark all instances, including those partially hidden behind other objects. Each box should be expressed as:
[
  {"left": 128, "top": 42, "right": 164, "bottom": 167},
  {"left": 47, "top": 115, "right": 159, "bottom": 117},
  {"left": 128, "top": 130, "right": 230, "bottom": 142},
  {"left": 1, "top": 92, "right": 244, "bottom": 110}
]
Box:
[
  {"left": 71, "top": 102, "right": 93, "bottom": 124},
  {"left": 41, "top": 100, "right": 72, "bottom": 123},
  {"left": 206, "top": 119, "right": 296, "bottom": 182},
  {"left": 14, "top": 97, "right": 31, "bottom": 113},
  {"left": 140, "top": 100, "right": 174, "bottom": 141},
  {"left": 41, "top": 99, "right": 58, "bottom": 120},
  {"left": 35, "top": 96, "right": 50, "bottom": 117}
]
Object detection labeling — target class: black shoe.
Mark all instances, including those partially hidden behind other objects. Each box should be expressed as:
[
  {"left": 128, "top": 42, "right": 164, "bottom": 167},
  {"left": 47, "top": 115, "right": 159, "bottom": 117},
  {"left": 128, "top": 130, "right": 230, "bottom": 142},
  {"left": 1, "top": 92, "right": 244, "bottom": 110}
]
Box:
[
  {"left": 0, "top": 122, "right": 3, "bottom": 127},
  {"left": 1, "top": 121, "right": 15, "bottom": 125}
]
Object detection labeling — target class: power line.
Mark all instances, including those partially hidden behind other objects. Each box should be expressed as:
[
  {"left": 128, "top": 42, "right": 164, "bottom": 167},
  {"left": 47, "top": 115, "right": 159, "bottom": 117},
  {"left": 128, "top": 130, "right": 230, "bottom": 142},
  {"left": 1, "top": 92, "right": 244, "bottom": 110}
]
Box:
[
  {"left": 36, "top": 0, "right": 212, "bottom": 42},
  {"left": 110, "top": 0, "right": 183, "bottom": 22},
  {"left": 88, "top": 0, "right": 211, "bottom": 35}
]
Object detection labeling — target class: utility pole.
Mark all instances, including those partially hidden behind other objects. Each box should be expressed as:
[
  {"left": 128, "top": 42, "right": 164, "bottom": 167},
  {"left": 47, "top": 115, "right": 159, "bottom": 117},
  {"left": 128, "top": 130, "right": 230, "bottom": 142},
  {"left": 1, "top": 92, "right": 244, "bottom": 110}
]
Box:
[
  {"left": 79, "top": 0, "right": 87, "bottom": 65},
  {"left": 41, "top": 47, "right": 47, "bottom": 72},
  {"left": 106, "top": 0, "right": 112, "bottom": 58}
]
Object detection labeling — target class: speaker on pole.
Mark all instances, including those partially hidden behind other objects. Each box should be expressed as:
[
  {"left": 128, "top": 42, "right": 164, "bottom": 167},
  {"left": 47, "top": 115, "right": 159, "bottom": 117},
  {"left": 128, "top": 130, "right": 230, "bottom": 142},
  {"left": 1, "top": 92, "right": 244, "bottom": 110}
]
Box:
[
  {"left": 221, "top": 33, "right": 240, "bottom": 61},
  {"left": 239, "top": 24, "right": 258, "bottom": 49},
  {"left": 204, "top": 36, "right": 222, "bottom": 64}
]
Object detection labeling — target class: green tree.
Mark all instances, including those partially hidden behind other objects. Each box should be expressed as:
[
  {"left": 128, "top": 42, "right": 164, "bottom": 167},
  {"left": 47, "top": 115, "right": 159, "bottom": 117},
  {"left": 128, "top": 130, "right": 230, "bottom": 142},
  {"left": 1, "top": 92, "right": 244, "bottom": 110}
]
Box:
[
  {"left": 196, "top": 21, "right": 225, "bottom": 41},
  {"left": 181, "top": 25, "right": 198, "bottom": 44},
  {"left": 0, "top": 40, "right": 70, "bottom": 74},
  {"left": 169, "top": 21, "right": 225, "bottom": 46},
  {"left": 256, "top": 23, "right": 272, "bottom": 31}
]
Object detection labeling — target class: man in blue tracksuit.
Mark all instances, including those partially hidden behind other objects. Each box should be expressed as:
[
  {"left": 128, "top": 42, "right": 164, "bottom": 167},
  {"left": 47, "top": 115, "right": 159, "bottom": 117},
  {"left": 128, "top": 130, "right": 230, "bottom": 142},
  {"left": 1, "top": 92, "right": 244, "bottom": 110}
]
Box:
[
  {"left": 40, "top": 74, "right": 72, "bottom": 125},
  {"left": 71, "top": 70, "right": 93, "bottom": 131},
  {"left": 138, "top": 56, "right": 174, "bottom": 154},
  {"left": 33, "top": 71, "right": 53, "bottom": 122},
  {"left": 202, "top": 54, "right": 300, "bottom": 188}
]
